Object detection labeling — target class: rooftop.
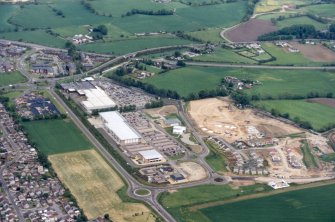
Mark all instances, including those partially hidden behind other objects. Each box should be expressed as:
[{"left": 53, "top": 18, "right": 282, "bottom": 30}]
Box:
[
  {"left": 138, "top": 149, "right": 163, "bottom": 159},
  {"left": 100, "top": 111, "right": 142, "bottom": 141}
]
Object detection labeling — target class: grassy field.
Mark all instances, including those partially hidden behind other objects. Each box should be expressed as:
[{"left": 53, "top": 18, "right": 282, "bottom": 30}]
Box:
[
  {"left": 300, "top": 140, "right": 318, "bottom": 169},
  {"left": 78, "top": 36, "right": 194, "bottom": 54},
  {"left": 194, "top": 48, "right": 256, "bottom": 64},
  {"left": 22, "top": 119, "right": 93, "bottom": 155},
  {"left": 255, "top": 0, "right": 314, "bottom": 13},
  {"left": 321, "top": 153, "right": 335, "bottom": 162},
  {"left": 159, "top": 183, "right": 270, "bottom": 222},
  {"left": 0, "top": 5, "right": 19, "bottom": 31},
  {"left": 276, "top": 16, "right": 328, "bottom": 30},
  {"left": 200, "top": 183, "right": 335, "bottom": 222},
  {"left": 89, "top": 0, "right": 184, "bottom": 17},
  {"left": 205, "top": 141, "right": 228, "bottom": 174},
  {"left": 143, "top": 66, "right": 335, "bottom": 98},
  {"left": 186, "top": 29, "right": 224, "bottom": 44},
  {"left": 0, "top": 71, "right": 26, "bottom": 87},
  {"left": 302, "top": 4, "right": 335, "bottom": 18},
  {"left": 0, "top": 30, "right": 67, "bottom": 48},
  {"left": 253, "top": 100, "right": 335, "bottom": 131},
  {"left": 262, "top": 42, "right": 316, "bottom": 66},
  {"left": 49, "top": 150, "right": 155, "bottom": 221}
]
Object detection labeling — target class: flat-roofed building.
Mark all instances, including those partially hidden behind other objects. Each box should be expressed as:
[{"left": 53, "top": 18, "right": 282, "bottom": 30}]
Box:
[
  {"left": 138, "top": 149, "right": 164, "bottom": 164},
  {"left": 100, "top": 111, "right": 142, "bottom": 145},
  {"left": 81, "top": 86, "right": 116, "bottom": 113}
]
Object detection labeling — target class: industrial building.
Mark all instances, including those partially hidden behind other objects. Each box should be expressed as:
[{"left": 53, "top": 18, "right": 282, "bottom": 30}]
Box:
[
  {"left": 80, "top": 86, "right": 116, "bottom": 113},
  {"left": 138, "top": 149, "right": 164, "bottom": 164},
  {"left": 100, "top": 111, "right": 142, "bottom": 145}
]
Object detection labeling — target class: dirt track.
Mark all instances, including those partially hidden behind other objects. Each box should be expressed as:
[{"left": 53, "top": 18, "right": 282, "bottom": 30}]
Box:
[{"left": 224, "top": 19, "right": 277, "bottom": 42}]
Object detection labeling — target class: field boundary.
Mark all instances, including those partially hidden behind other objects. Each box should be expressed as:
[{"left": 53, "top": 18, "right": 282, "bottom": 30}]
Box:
[{"left": 189, "top": 179, "right": 335, "bottom": 211}]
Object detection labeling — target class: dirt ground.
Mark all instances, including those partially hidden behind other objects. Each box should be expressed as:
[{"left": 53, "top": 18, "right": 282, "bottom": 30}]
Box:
[
  {"left": 144, "top": 105, "right": 178, "bottom": 118},
  {"left": 49, "top": 150, "right": 155, "bottom": 222},
  {"left": 188, "top": 98, "right": 301, "bottom": 143},
  {"left": 307, "top": 98, "right": 335, "bottom": 109},
  {"left": 290, "top": 42, "right": 335, "bottom": 62},
  {"left": 224, "top": 19, "right": 277, "bottom": 42},
  {"left": 177, "top": 161, "right": 207, "bottom": 182}
]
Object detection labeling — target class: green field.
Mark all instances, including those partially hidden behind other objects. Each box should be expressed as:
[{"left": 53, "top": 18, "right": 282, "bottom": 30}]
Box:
[
  {"left": 262, "top": 43, "right": 317, "bottom": 66},
  {"left": 0, "top": 5, "right": 19, "bottom": 31},
  {"left": 143, "top": 66, "right": 335, "bottom": 98},
  {"left": 0, "top": 71, "right": 26, "bottom": 87},
  {"left": 0, "top": 30, "right": 67, "bottom": 48},
  {"left": 200, "top": 183, "right": 335, "bottom": 222},
  {"left": 300, "top": 140, "right": 318, "bottom": 169},
  {"left": 276, "top": 16, "right": 328, "bottom": 30},
  {"left": 0, "top": 0, "right": 247, "bottom": 51},
  {"left": 205, "top": 141, "right": 227, "bottom": 174},
  {"left": 159, "top": 184, "right": 270, "bottom": 222},
  {"left": 22, "top": 119, "right": 93, "bottom": 155},
  {"left": 302, "top": 4, "right": 335, "bottom": 18},
  {"left": 194, "top": 48, "right": 256, "bottom": 64},
  {"left": 321, "top": 153, "right": 335, "bottom": 162},
  {"left": 254, "top": 100, "right": 335, "bottom": 131},
  {"left": 186, "top": 29, "right": 223, "bottom": 44},
  {"left": 89, "top": 0, "right": 184, "bottom": 17}
]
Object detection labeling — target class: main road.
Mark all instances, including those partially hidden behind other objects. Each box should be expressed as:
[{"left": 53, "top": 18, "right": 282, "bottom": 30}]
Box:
[{"left": 185, "top": 61, "right": 335, "bottom": 70}]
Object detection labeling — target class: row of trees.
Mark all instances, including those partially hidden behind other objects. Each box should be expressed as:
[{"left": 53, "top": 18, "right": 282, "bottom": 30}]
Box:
[
  {"left": 123, "top": 9, "right": 173, "bottom": 17},
  {"left": 258, "top": 24, "right": 335, "bottom": 41},
  {"left": 145, "top": 100, "right": 163, "bottom": 109}
]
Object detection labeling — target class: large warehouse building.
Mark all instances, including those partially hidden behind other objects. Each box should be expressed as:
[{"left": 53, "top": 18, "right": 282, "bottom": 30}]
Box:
[
  {"left": 100, "top": 111, "right": 142, "bottom": 145},
  {"left": 80, "top": 86, "right": 116, "bottom": 113}
]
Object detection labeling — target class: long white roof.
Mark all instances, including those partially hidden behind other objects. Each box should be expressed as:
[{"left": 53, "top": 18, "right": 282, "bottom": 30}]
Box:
[
  {"left": 138, "top": 149, "right": 163, "bottom": 159},
  {"left": 81, "top": 86, "right": 116, "bottom": 110},
  {"left": 100, "top": 111, "right": 142, "bottom": 141}
]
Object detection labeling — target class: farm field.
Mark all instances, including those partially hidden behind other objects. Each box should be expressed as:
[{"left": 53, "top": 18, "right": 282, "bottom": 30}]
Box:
[
  {"left": 49, "top": 150, "right": 155, "bottom": 221},
  {"left": 289, "top": 42, "right": 335, "bottom": 63},
  {"left": 262, "top": 42, "right": 316, "bottom": 66},
  {"left": 89, "top": 0, "right": 184, "bottom": 17},
  {"left": 302, "top": 4, "right": 335, "bottom": 18},
  {"left": 22, "top": 119, "right": 93, "bottom": 155},
  {"left": 200, "top": 183, "right": 335, "bottom": 222},
  {"left": 78, "top": 37, "right": 194, "bottom": 55},
  {"left": 194, "top": 48, "right": 256, "bottom": 64},
  {"left": 0, "top": 71, "right": 26, "bottom": 87},
  {"left": 276, "top": 16, "right": 328, "bottom": 30},
  {"left": 0, "top": 0, "right": 248, "bottom": 51},
  {"left": 0, "top": 30, "right": 67, "bottom": 48},
  {"left": 254, "top": 0, "right": 314, "bottom": 13},
  {"left": 0, "top": 5, "right": 18, "bottom": 31},
  {"left": 159, "top": 183, "right": 270, "bottom": 222},
  {"left": 186, "top": 29, "right": 223, "bottom": 44},
  {"left": 143, "top": 66, "right": 335, "bottom": 98},
  {"left": 224, "top": 19, "right": 277, "bottom": 42},
  {"left": 253, "top": 99, "right": 335, "bottom": 131}
]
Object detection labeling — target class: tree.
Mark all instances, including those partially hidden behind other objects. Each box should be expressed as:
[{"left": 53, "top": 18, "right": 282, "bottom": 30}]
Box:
[
  {"left": 176, "top": 60, "right": 186, "bottom": 67},
  {"left": 94, "top": 25, "right": 108, "bottom": 35}
]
